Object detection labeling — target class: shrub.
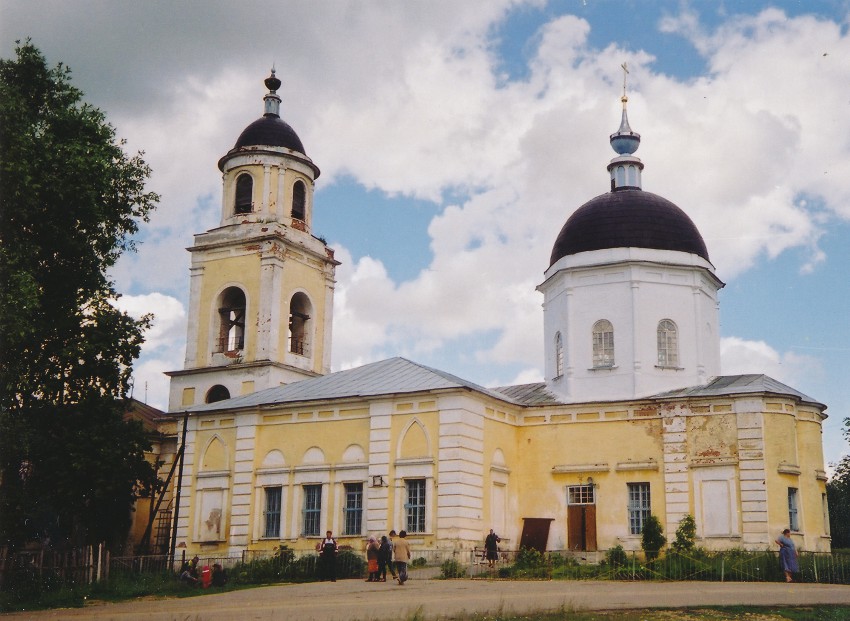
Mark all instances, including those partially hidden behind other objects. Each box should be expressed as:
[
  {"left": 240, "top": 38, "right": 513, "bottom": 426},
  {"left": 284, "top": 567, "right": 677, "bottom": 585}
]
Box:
[
  {"left": 514, "top": 547, "right": 545, "bottom": 569},
  {"left": 337, "top": 550, "right": 367, "bottom": 579},
  {"left": 439, "top": 559, "right": 466, "bottom": 578},
  {"left": 672, "top": 514, "right": 696, "bottom": 552},
  {"left": 641, "top": 515, "right": 666, "bottom": 561},
  {"left": 605, "top": 545, "right": 628, "bottom": 568},
  {"left": 411, "top": 557, "right": 427, "bottom": 568}
]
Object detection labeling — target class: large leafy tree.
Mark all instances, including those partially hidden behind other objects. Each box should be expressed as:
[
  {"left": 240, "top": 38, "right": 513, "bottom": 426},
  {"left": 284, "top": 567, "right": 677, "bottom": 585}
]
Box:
[
  {"left": 0, "top": 41, "right": 159, "bottom": 549},
  {"left": 827, "top": 418, "right": 850, "bottom": 549}
]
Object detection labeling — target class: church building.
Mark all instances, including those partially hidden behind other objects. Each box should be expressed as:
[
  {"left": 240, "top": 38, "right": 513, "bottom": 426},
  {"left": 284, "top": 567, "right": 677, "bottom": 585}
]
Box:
[{"left": 166, "top": 73, "right": 831, "bottom": 559}]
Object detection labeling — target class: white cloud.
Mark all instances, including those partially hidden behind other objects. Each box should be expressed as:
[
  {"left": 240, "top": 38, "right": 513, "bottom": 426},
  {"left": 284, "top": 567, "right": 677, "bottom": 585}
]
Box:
[
  {"left": 719, "top": 336, "right": 822, "bottom": 387},
  {"left": 6, "top": 2, "right": 850, "bottom": 443}
]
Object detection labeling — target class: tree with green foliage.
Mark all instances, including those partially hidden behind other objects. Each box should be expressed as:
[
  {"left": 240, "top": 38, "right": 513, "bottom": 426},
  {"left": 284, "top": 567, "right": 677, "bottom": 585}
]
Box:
[
  {"left": 0, "top": 41, "right": 159, "bottom": 550},
  {"left": 827, "top": 418, "right": 850, "bottom": 548},
  {"left": 671, "top": 514, "right": 696, "bottom": 553},
  {"left": 641, "top": 515, "right": 666, "bottom": 561}
]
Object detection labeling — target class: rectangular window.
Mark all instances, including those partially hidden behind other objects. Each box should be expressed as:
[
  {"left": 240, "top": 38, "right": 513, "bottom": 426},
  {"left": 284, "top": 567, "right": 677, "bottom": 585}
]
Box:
[
  {"left": 788, "top": 487, "right": 799, "bottom": 531},
  {"left": 303, "top": 484, "right": 322, "bottom": 536},
  {"left": 343, "top": 483, "right": 363, "bottom": 536},
  {"left": 628, "top": 482, "right": 651, "bottom": 535},
  {"left": 405, "top": 479, "right": 426, "bottom": 533},
  {"left": 264, "top": 486, "right": 282, "bottom": 538},
  {"left": 567, "top": 484, "right": 595, "bottom": 505}
]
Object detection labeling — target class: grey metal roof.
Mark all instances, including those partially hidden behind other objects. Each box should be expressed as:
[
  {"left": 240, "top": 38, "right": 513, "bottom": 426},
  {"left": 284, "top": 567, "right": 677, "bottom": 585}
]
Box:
[
  {"left": 493, "top": 383, "right": 561, "bottom": 406},
  {"left": 186, "top": 357, "right": 520, "bottom": 413},
  {"left": 651, "top": 374, "right": 824, "bottom": 407},
  {"left": 186, "top": 362, "right": 823, "bottom": 415}
]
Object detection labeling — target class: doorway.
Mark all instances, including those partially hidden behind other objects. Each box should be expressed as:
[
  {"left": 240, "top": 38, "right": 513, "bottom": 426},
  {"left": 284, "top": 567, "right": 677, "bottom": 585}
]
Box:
[{"left": 567, "top": 484, "right": 597, "bottom": 551}]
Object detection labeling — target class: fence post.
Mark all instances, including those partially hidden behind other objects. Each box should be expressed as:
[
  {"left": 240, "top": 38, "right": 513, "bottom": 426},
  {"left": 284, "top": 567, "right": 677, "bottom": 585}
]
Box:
[
  {"left": 721, "top": 557, "right": 724, "bottom": 582},
  {"left": 813, "top": 553, "right": 818, "bottom": 583}
]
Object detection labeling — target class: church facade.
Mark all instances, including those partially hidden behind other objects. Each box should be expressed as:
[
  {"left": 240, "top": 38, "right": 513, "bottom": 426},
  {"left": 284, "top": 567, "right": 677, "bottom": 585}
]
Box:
[{"left": 166, "top": 74, "right": 831, "bottom": 559}]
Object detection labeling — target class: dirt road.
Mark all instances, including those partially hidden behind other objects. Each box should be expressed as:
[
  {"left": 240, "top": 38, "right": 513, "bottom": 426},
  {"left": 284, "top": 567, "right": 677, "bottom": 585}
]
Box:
[{"left": 5, "top": 579, "right": 850, "bottom": 621}]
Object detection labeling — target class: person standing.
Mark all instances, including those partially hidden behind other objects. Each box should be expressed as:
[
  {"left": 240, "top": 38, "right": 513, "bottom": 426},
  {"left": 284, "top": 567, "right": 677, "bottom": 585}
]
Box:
[
  {"left": 484, "top": 529, "right": 501, "bottom": 567},
  {"left": 378, "top": 535, "right": 391, "bottom": 582},
  {"left": 775, "top": 528, "right": 799, "bottom": 583},
  {"left": 393, "top": 530, "right": 412, "bottom": 585},
  {"left": 317, "top": 530, "right": 338, "bottom": 582},
  {"left": 366, "top": 536, "right": 380, "bottom": 582},
  {"left": 386, "top": 529, "right": 398, "bottom": 581}
]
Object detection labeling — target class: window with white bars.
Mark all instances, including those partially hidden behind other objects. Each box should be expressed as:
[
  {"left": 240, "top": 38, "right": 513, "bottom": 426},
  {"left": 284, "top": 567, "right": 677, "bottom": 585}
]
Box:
[
  {"left": 592, "top": 320, "right": 614, "bottom": 368},
  {"left": 567, "top": 485, "right": 595, "bottom": 505},
  {"left": 628, "top": 482, "right": 651, "bottom": 535},
  {"left": 405, "top": 479, "right": 426, "bottom": 533},
  {"left": 657, "top": 319, "right": 679, "bottom": 367}
]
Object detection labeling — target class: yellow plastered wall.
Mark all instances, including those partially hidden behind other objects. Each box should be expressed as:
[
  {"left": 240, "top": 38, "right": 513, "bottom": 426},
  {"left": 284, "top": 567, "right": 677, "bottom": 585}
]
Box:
[
  {"left": 796, "top": 412, "right": 829, "bottom": 549},
  {"left": 195, "top": 254, "right": 263, "bottom": 365},
  {"left": 517, "top": 414, "right": 665, "bottom": 551},
  {"left": 763, "top": 408, "right": 799, "bottom": 534},
  {"left": 188, "top": 423, "right": 237, "bottom": 552},
  {"left": 482, "top": 413, "right": 520, "bottom": 542},
  {"left": 278, "top": 256, "right": 329, "bottom": 369},
  {"left": 250, "top": 411, "right": 372, "bottom": 550},
  {"left": 222, "top": 165, "right": 312, "bottom": 222},
  {"left": 688, "top": 413, "right": 738, "bottom": 461},
  {"left": 389, "top": 405, "right": 439, "bottom": 546}
]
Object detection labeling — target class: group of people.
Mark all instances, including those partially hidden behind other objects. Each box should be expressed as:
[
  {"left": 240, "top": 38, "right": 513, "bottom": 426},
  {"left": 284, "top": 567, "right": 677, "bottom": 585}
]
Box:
[
  {"left": 179, "top": 555, "right": 227, "bottom": 587},
  {"left": 317, "top": 529, "right": 412, "bottom": 585}
]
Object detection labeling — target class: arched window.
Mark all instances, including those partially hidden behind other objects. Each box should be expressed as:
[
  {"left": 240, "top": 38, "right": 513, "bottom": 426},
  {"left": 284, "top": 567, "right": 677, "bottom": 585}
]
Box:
[
  {"left": 288, "top": 292, "right": 312, "bottom": 356},
  {"left": 657, "top": 319, "right": 679, "bottom": 367},
  {"left": 235, "top": 173, "right": 253, "bottom": 214},
  {"left": 555, "top": 332, "right": 564, "bottom": 378},
  {"left": 292, "top": 180, "right": 306, "bottom": 221},
  {"left": 592, "top": 320, "right": 614, "bottom": 368},
  {"left": 216, "top": 287, "right": 246, "bottom": 352},
  {"left": 206, "top": 385, "right": 230, "bottom": 403}
]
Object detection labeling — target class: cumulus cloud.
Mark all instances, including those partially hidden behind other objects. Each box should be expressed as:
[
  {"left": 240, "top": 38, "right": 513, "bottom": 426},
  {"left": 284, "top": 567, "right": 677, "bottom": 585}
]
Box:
[
  {"left": 719, "top": 336, "right": 822, "bottom": 388},
  {"left": 5, "top": 2, "right": 849, "bottom": 427}
]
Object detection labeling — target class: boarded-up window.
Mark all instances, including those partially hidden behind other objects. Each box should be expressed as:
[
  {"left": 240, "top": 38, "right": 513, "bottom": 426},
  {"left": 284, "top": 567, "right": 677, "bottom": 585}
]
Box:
[{"left": 701, "top": 479, "right": 732, "bottom": 536}]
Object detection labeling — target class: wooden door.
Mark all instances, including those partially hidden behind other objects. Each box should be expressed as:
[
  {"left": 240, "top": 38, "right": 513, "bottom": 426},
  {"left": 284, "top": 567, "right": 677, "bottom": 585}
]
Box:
[
  {"left": 519, "top": 517, "right": 553, "bottom": 552},
  {"left": 567, "top": 505, "right": 597, "bottom": 552}
]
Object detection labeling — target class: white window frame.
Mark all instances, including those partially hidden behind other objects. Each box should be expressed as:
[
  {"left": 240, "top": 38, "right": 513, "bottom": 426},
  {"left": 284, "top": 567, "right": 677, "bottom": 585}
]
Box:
[
  {"left": 788, "top": 487, "right": 799, "bottom": 532},
  {"left": 657, "top": 319, "right": 679, "bottom": 368},
  {"left": 405, "top": 479, "right": 427, "bottom": 534},
  {"left": 592, "top": 320, "right": 614, "bottom": 368},
  {"left": 567, "top": 484, "right": 595, "bottom": 505},
  {"left": 627, "top": 482, "right": 651, "bottom": 535},
  {"left": 342, "top": 482, "right": 363, "bottom": 536},
  {"left": 302, "top": 484, "right": 322, "bottom": 537},
  {"left": 263, "top": 486, "right": 283, "bottom": 539}
]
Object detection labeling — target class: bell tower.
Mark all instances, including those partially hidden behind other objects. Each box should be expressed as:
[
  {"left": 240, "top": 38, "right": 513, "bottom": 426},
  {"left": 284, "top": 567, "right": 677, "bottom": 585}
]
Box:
[{"left": 167, "top": 71, "right": 339, "bottom": 410}]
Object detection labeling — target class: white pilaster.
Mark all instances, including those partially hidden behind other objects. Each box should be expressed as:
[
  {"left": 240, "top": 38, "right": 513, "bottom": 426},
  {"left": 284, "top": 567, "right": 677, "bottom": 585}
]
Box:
[{"left": 228, "top": 414, "right": 257, "bottom": 555}]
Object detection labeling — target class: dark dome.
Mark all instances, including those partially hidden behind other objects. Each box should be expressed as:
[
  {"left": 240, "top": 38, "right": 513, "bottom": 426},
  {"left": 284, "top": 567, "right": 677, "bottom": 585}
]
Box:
[
  {"left": 549, "top": 189, "right": 709, "bottom": 266},
  {"left": 232, "top": 115, "right": 305, "bottom": 154}
]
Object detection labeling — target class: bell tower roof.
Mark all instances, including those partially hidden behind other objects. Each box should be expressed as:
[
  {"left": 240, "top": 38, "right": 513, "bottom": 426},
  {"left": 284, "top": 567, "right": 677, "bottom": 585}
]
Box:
[{"left": 219, "top": 70, "right": 310, "bottom": 170}]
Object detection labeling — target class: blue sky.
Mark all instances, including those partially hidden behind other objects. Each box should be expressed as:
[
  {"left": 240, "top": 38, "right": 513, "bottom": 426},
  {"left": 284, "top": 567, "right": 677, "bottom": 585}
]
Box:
[{"left": 2, "top": 0, "right": 849, "bottom": 465}]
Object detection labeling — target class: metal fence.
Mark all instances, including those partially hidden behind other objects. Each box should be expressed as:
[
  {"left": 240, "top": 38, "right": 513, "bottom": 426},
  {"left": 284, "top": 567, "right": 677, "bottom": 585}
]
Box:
[
  {"left": 6, "top": 546, "right": 850, "bottom": 589},
  {"left": 463, "top": 548, "right": 850, "bottom": 584}
]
